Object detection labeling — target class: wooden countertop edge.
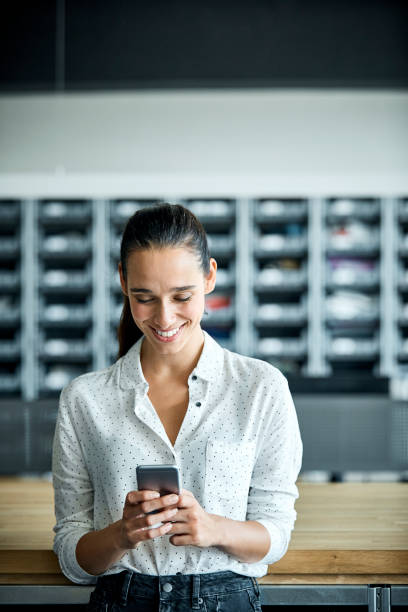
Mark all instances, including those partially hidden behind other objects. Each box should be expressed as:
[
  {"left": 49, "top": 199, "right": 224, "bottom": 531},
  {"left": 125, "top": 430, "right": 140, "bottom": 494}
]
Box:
[
  {"left": 269, "top": 550, "right": 408, "bottom": 574},
  {"left": 0, "top": 574, "right": 407, "bottom": 586},
  {"left": 1, "top": 549, "right": 407, "bottom": 576}
]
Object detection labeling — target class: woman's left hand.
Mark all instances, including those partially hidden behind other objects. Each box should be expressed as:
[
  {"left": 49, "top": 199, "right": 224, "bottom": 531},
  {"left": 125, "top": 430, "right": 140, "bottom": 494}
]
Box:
[{"left": 166, "top": 488, "right": 219, "bottom": 548}]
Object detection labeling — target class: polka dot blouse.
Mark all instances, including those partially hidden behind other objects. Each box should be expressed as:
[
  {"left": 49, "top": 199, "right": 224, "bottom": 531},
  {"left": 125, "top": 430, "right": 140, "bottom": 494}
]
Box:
[{"left": 52, "top": 330, "right": 303, "bottom": 584}]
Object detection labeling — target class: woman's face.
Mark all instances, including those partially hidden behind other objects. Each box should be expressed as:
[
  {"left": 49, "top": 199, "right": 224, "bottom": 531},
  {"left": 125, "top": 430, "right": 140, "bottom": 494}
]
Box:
[{"left": 119, "top": 246, "right": 217, "bottom": 356}]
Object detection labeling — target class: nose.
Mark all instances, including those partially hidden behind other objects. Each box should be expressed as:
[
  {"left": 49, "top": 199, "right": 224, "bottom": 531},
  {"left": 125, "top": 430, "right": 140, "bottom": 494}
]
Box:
[{"left": 153, "top": 300, "right": 176, "bottom": 330}]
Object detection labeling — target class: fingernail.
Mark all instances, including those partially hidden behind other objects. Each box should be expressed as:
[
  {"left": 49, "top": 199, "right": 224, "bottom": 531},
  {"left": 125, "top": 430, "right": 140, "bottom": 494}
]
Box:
[{"left": 169, "top": 495, "right": 178, "bottom": 502}]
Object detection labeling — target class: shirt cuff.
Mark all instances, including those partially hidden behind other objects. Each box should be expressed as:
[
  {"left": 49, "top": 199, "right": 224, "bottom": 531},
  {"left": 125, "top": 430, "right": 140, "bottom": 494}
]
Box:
[
  {"left": 254, "top": 519, "right": 288, "bottom": 565},
  {"left": 55, "top": 530, "right": 98, "bottom": 585}
]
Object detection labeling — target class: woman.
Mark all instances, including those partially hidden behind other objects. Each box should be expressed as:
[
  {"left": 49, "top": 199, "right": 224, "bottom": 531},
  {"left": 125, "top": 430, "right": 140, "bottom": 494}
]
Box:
[{"left": 52, "top": 203, "right": 302, "bottom": 611}]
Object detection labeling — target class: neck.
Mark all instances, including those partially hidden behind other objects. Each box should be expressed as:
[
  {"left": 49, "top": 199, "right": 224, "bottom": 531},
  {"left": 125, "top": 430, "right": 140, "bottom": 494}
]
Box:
[{"left": 140, "top": 327, "right": 205, "bottom": 381}]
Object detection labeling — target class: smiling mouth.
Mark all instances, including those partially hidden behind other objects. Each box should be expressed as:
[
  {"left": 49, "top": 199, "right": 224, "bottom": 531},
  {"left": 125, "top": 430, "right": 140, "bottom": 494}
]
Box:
[{"left": 150, "top": 322, "right": 187, "bottom": 341}]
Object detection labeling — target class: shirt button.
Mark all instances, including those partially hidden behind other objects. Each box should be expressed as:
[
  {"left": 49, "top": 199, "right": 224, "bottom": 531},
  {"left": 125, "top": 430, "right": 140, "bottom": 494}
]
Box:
[
  {"left": 192, "top": 375, "right": 197, "bottom": 381},
  {"left": 195, "top": 401, "right": 201, "bottom": 407},
  {"left": 162, "top": 582, "right": 173, "bottom": 592}
]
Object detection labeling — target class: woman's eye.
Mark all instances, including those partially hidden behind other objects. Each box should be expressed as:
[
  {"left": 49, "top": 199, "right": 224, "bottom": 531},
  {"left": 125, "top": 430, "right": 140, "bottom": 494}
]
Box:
[
  {"left": 134, "top": 296, "right": 191, "bottom": 304},
  {"left": 176, "top": 295, "right": 192, "bottom": 302}
]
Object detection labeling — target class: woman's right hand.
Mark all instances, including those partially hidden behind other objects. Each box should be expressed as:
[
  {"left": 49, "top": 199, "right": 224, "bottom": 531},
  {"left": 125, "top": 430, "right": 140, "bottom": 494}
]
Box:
[{"left": 117, "top": 490, "right": 179, "bottom": 550}]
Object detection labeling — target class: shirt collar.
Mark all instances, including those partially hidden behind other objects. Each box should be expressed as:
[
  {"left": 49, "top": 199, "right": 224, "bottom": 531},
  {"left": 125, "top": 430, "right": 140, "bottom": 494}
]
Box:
[
  {"left": 193, "top": 329, "right": 225, "bottom": 382},
  {"left": 118, "top": 335, "right": 147, "bottom": 391},
  {"left": 118, "top": 329, "right": 224, "bottom": 390}
]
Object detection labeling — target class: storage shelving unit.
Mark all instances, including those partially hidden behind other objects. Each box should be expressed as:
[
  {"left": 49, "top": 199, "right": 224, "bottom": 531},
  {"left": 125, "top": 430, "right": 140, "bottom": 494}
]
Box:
[
  {"left": 397, "top": 198, "right": 408, "bottom": 373},
  {"left": 0, "top": 198, "right": 406, "bottom": 399},
  {"left": 0, "top": 201, "right": 21, "bottom": 395},
  {"left": 324, "top": 198, "right": 382, "bottom": 376},
  {"left": 252, "top": 199, "right": 309, "bottom": 375},
  {"left": 37, "top": 200, "right": 94, "bottom": 395}
]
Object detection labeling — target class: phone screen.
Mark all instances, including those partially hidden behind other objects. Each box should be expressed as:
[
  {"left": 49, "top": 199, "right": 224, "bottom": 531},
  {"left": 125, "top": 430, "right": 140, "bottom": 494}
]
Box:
[{"left": 136, "top": 464, "right": 181, "bottom": 514}]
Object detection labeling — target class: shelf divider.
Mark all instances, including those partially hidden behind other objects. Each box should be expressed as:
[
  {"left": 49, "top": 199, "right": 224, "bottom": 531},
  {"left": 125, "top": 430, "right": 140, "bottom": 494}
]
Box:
[
  {"left": 92, "top": 199, "right": 109, "bottom": 371},
  {"left": 306, "top": 198, "right": 327, "bottom": 376},
  {"left": 21, "top": 200, "right": 38, "bottom": 400},
  {"left": 379, "top": 198, "right": 397, "bottom": 377}
]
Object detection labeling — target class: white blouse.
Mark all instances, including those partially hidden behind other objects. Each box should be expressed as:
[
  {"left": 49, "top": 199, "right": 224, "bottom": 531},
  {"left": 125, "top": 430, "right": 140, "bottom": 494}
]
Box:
[{"left": 52, "top": 330, "right": 302, "bottom": 584}]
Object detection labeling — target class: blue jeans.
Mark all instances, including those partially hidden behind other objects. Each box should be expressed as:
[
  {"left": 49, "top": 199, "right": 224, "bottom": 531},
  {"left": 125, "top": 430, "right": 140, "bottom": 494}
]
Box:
[{"left": 87, "top": 569, "right": 262, "bottom": 611}]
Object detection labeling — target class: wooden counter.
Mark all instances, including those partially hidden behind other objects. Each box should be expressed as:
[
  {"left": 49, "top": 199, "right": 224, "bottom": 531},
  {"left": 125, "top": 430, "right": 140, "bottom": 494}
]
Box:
[{"left": 0, "top": 478, "right": 407, "bottom": 586}]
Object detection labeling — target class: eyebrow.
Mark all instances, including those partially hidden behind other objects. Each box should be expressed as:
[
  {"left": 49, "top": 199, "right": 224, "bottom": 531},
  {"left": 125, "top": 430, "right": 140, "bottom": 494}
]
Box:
[{"left": 130, "top": 285, "right": 197, "bottom": 293}]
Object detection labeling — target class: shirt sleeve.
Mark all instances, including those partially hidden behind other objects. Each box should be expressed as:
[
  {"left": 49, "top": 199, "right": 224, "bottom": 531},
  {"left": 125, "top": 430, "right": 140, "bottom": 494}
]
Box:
[
  {"left": 246, "top": 373, "right": 303, "bottom": 565},
  {"left": 51, "top": 384, "right": 98, "bottom": 584}
]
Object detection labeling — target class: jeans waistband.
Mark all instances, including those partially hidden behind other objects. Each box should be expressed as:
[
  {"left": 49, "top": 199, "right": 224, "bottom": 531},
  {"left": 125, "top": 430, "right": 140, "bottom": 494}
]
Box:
[{"left": 97, "top": 569, "right": 260, "bottom": 608}]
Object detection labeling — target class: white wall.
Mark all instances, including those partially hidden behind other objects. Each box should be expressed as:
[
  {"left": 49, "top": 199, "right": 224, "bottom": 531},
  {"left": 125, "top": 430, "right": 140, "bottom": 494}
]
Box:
[{"left": 0, "top": 89, "right": 407, "bottom": 195}]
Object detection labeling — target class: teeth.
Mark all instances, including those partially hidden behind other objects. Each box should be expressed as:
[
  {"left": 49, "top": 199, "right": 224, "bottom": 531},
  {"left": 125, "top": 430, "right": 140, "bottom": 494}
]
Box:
[{"left": 156, "top": 326, "right": 180, "bottom": 338}]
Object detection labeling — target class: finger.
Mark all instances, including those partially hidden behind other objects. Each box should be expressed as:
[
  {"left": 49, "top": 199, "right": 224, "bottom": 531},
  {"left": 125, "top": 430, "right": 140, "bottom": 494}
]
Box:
[
  {"left": 123, "top": 492, "right": 160, "bottom": 521},
  {"left": 126, "top": 490, "right": 160, "bottom": 506},
  {"left": 167, "top": 509, "right": 185, "bottom": 523},
  {"left": 131, "top": 506, "right": 179, "bottom": 531},
  {"left": 177, "top": 491, "right": 197, "bottom": 508},
  {"left": 169, "top": 534, "right": 191, "bottom": 546},
  {"left": 180, "top": 488, "right": 193, "bottom": 497},
  {"left": 139, "top": 493, "right": 180, "bottom": 515},
  {"left": 133, "top": 521, "right": 174, "bottom": 542},
  {"left": 163, "top": 518, "right": 187, "bottom": 535}
]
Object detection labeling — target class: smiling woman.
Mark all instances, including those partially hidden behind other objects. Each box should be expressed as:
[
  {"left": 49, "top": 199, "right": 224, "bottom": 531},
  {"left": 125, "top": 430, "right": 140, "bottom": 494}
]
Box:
[
  {"left": 116, "top": 204, "right": 214, "bottom": 359},
  {"left": 51, "top": 202, "right": 302, "bottom": 612},
  {"left": 118, "top": 246, "right": 216, "bottom": 363}
]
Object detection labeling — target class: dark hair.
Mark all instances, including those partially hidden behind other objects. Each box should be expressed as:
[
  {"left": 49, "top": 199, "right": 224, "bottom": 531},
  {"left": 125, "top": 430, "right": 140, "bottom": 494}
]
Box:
[{"left": 117, "top": 202, "right": 211, "bottom": 358}]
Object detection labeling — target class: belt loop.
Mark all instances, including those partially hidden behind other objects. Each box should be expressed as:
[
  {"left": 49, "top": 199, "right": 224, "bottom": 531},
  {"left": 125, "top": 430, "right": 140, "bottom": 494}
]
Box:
[
  {"left": 251, "top": 577, "right": 260, "bottom": 597},
  {"left": 119, "top": 571, "right": 133, "bottom": 606},
  {"left": 191, "top": 574, "right": 201, "bottom": 609}
]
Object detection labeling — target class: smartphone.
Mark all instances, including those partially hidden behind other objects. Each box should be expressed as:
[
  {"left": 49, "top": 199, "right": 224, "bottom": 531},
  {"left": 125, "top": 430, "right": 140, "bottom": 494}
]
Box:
[{"left": 136, "top": 464, "right": 181, "bottom": 515}]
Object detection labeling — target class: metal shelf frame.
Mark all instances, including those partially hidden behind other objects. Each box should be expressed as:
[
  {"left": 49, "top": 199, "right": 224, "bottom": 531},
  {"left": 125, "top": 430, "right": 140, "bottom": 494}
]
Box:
[
  {"left": 0, "top": 583, "right": 406, "bottom": 610},
  {"left": 0, "top": 197, "right": 407, "bottom": 399}
]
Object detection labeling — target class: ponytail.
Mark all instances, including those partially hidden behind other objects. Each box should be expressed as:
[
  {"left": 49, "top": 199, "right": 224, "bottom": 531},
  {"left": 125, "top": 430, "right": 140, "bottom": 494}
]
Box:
[{"left": 117, "top": 295, "right": 143, "bottom": 360}]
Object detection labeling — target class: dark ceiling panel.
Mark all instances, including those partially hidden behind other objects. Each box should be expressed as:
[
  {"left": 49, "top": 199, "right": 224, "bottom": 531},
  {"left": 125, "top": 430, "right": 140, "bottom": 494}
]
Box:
[
  {"left": 0, "top": 1, "right": 57, "bottom": 91},
  {"left": 1, "top": 1, "right": 407, "bottom": 91},
  {"left": 65, "top": 0, "right": 408, "bottom": 89}
]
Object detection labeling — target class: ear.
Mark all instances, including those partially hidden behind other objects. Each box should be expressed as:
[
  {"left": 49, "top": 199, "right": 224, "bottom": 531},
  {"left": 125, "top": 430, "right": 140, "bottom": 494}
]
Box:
[
  {"left": 204, "top": 258, "right": 217, "bottom": 295},
  {"left": 118, "top": 262, "right": 128, "bottom": 296}
]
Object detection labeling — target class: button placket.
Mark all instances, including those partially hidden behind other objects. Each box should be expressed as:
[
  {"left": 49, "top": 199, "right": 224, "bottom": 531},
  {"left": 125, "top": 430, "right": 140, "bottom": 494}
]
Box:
[
  {"left": 183, "top": 376, "right": 207, "bottom": 442},
  {"left": 188, "top": 375, "right": 202, "bottom": 410},
  {"left": 141, "top": 395, "right": 178, "bottom": 450}
]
